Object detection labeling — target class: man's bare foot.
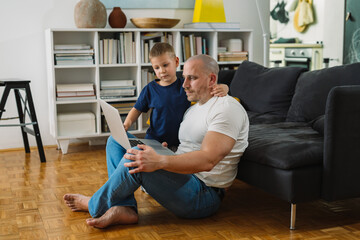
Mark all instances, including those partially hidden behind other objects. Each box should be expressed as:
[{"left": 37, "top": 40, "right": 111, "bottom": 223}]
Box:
[
  {"left": 86, "top": 206, "right": 138, "bottom": 228},
  {"left": 63, "top": 194, "right": 90, "bottom": 212}
]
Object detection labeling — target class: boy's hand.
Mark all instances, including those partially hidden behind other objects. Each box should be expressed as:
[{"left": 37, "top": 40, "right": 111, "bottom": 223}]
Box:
[
  {"left": 211, "top": 84, "right": 229, "bottom": 97},
  {"left": 123, "top": 124, "right": 129, "bottom": 131}
]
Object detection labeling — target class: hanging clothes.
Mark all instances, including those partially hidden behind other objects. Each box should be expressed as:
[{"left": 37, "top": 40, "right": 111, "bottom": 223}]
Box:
[{"left": 270, "top": 0, "right": 289, "bottom": 24}]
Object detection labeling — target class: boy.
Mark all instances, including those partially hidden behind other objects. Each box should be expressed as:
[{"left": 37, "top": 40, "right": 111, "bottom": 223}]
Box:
[{"left": 124, "top": 42, "right": 228, "bottom": 150}]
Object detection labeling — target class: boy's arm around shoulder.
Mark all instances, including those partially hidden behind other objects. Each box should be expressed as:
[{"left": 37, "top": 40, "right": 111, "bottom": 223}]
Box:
[{"left": 211, "top": 83, "right": 229, "bottom": 97}]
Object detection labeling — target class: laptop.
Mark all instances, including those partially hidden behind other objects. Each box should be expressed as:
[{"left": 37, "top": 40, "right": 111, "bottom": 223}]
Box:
[{"left": 99, "top": 99, "right": 175, "bottom": 155}]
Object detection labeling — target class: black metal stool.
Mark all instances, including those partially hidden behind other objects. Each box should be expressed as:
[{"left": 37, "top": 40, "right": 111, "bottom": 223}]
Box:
[{"left": 0, "top": 80, "right": 46, "bottom": 162}]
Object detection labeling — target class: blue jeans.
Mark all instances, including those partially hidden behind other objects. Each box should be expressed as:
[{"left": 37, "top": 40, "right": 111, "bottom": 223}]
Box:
[{"left": 88, "top": 135, "right": 222, "bottom": 219}]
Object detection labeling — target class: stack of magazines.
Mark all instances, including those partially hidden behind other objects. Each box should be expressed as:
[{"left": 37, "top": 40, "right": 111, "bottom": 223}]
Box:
[
  {"left": 56, "top": 83, "right": 95, "bottom": 101},
  {"left": 54, "top": 44, "right": 94, "bottom": 65},
  {"left": 100, "top": 80, "right": 136, "bottom": 99}
]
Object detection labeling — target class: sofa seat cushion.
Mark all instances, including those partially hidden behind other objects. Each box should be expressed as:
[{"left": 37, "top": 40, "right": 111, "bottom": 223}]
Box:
[
  {"left": 242, "top": 122, "right": 323, "bottom": 170},
  {"left": 247, "top": 111, "right": 286, "bottom": 124},
  {"left": 230, "top": 61, "right": 305, "bottom": 117},
  {"left": 286, "top": 62, "right": 360, "bottom": 122}
]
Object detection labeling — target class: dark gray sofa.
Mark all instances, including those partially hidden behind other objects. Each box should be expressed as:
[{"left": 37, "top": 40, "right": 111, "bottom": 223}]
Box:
[{"left": 216, "top": 61, "right": 360, "bottom": 229}]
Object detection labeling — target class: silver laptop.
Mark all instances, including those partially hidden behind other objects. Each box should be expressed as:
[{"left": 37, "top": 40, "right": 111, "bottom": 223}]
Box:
[{"left": 99, "top": 99, "right": 175, "bottom": 155}]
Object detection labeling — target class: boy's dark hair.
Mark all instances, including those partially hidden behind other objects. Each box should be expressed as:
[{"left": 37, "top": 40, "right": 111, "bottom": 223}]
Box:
[{"left": 149, "top": 42, "right": 176, "bottom": 59}]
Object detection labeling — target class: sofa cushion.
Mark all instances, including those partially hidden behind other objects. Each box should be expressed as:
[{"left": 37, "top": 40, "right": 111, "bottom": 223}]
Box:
[
  {"left": 310, "top": 115, "right": 325, "bottom": 136},
  {"left": 286, "top": 63, "right": 360, "bottom": 122},
  {"left": 247, "top": 111, "right": 286, "bottom": 124},
  {"left": 242, "top": 122, "right": 323, "bottom": 170},
  {"left": 230, "top": 61, "right": 305, "bottom": 118}
]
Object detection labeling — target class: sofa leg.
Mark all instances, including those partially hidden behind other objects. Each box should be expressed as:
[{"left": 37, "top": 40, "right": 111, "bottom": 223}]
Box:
[{"left": 290, "top": 203, "right": 296, "bottom": 230}]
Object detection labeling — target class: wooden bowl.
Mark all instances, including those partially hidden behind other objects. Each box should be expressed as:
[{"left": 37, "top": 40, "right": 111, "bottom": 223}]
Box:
[{"left": 130, "top": 18, "right": 180, "bottom": 28}]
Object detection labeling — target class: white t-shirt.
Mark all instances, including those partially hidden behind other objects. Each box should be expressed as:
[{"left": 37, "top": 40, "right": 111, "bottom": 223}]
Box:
[{"left": 176, "top": 95, "right": 249, "bottom": 188}]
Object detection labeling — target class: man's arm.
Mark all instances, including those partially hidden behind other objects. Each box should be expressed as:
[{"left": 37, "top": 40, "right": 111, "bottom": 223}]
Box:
[{"left": 124, "top": 131, "right": 236, "bottom": 174}]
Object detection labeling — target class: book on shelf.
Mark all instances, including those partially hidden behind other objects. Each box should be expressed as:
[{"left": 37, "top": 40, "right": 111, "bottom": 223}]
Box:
[
  {"left": 57, "top": 83, "right": 95, "bottom": 99},
  {"left": 141, "top": 69, "right": 156, "bottom": 88},
  {"left": 54, "top": 49, "right": 94, "bottom": 54},
  {"left": 108, "top": 39, "right": 114, "bottom": 64},
  {"left": 183, "top": 36, "right": 191, "bottom": 60},
  {"left": 218, "top": 51, "right": 248, "bottom": 61},
  {"left": 100, "top": 88, "right": 136, "bottom": 97},
  {"left": 110, "top": 101, "right": 136, "bottom": 108},
  {"left": 99, "top": 40, "right": 104, "bottom": 65},
  {"left": 99, "top": 33, "right": 135, "bottom": 65},
  {"left": 57, "top": 91, "right": 95, "bottom": 97},
  {"left": 55, "top": 52, "right": 94, "bottom": 57},
  {"left": 57, "top": 83, "right": 94, "bottom": 91},
  {"left": 124, "top": 32, "right": 133, "bottom": 63},
  {"left": 56, "top": 96, "right": 96, "bottom": 101},
  {"left": 183, "top": 22, "right": 241, "bottom": 29},
  {"left": 119, "top": 33, "right": 125, "bottom": 64},
  {"left": 55, "top": 59, "right": 94, "bottom": 65},
  {"left": 103, "top": 39, "right": 108, "bottom": 64},
  {"left": 55, "top": 56, "right": 93, "bottom": 61},
  {"left": 100, "top": 80, "right": 134, "bottom": 88},
  {"left": 54, "top": 44, "right": 91, "bottom": 50},
  {"left": 195, "top": 36, "right": 203, "bottom": 55}
]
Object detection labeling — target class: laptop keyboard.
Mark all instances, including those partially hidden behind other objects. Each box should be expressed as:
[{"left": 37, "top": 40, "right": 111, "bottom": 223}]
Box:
[{"left": 129, "top": 139, "right": 145, "bottom": 147}]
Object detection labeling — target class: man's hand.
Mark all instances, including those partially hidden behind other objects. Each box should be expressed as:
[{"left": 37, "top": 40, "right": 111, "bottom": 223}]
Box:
[{"left": 124, "top": 145, "right": 164, "bottom": 174}]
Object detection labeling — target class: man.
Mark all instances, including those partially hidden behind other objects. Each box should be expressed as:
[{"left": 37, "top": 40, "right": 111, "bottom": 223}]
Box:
[{"left": 64, "top": 54, "right": 249, "bottom": 228}]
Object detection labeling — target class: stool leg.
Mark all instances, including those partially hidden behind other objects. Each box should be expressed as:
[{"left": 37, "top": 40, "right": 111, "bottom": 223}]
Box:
[
  {"left": 24, "top": 84, "right": 46, "bottom": 162},
  {"left": 0, "top": 85, "right": 11, "bottom": 119},
  {"left": 14, "top": 89, "right": 30, "bottom": 153}
]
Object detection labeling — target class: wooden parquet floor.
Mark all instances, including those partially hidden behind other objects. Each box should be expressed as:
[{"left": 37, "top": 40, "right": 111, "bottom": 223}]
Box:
[{"left": 1, "top": 144, "right": 360, "bottom": 240}]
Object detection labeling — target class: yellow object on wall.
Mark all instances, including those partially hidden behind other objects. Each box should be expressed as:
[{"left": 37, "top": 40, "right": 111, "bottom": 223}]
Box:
[{"left": 192, "top": 0, "right": 226, "bottom": 23}]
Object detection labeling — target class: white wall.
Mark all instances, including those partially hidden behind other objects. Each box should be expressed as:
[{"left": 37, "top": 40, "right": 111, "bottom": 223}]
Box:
[
  {"left": 0, "top": 0, "right": 269, "bottom": 150},
  {"left": 270, "top": 0, "right": 345, "bottom": 67}
]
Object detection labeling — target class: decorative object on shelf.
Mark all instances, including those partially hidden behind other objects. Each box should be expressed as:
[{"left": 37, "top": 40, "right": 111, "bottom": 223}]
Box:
[
  {"left": 108, "top": 7, "right": 127, "bottom": 28},
  {"left": 74, "top": 0, "right": 107, "bottom": 28},
  {"left": 192, "top": 0, "right": 226, "bottom": 23},
  {"left": 130, "top": 18, "right": 180, "bottom": 28}
]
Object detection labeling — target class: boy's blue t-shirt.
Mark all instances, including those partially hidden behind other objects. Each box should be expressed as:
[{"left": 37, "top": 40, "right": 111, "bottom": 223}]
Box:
[{"left": 134, "top": 77, "right": 190, "bottom": 147}]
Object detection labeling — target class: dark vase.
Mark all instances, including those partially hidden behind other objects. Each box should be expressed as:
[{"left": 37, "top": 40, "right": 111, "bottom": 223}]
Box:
[{"left": 108, "top": 7, "right": 127, "bottom": 28}]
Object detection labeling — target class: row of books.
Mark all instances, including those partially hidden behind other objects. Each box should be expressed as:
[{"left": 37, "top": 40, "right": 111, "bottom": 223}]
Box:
[
  {"left": 141, "top": 69, "right": 157, "bottom": 88},
  {"left": 218, "top": 51, "right": 248, "bottom": 62},
  {"left": 100, "top": 80, "right": 136, "bottom": 99},
  {"left": 101, "top": 101, "right": 137, "bottom": 132},
  {"left": 182, "top": 34, "right": 208, "bottom": 61},
  {"left": 99, "top": 32, "right": 135, "bottom": 65},
  {"left": 141, "top": 32, "right": 174, "bottom": 63},
  {"left": 54, "top": 44, "right": 94, "bottom": 66},
  {"left": 56, "top": 83, "right": 96, "bottom": 101}
]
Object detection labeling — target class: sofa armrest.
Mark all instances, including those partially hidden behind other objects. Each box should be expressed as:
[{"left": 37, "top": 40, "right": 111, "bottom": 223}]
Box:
[{"left": 322, "top": 85, "right": 360, "bottom": 201}]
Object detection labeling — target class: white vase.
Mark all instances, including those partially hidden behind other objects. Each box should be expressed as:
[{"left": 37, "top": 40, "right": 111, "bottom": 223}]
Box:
[{"left": 74, "top": 0, "right": 107, "bottom": 28}]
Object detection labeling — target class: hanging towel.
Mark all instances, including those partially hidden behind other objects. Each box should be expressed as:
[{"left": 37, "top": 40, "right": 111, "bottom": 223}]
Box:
[
  {"left": 293, "top": 0, "right": 314, "bottom": 32},
  {"left": 298, "top": 0, "right": 314, "bottom": 26}
]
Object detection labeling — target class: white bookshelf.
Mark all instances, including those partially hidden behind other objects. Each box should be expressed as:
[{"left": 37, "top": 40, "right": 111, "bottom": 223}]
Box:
[{"left": 45, "top": 28, "right": 253, "bottom": 154}]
